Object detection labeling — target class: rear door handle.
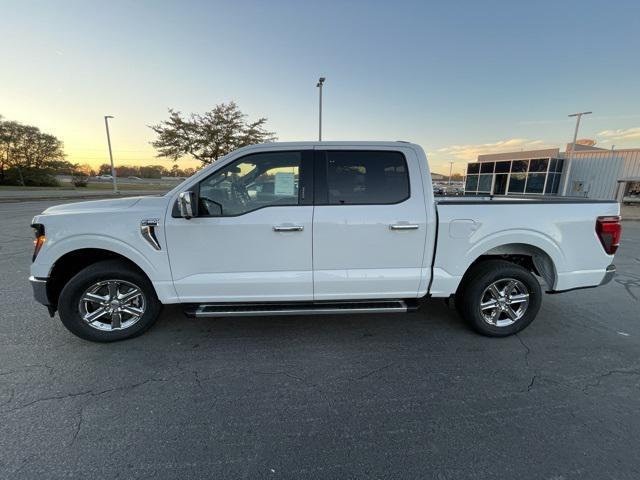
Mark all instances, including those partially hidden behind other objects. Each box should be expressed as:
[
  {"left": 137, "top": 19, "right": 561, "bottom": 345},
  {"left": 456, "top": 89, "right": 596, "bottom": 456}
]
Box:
[
  {"left": 273, "top": 225, "right": 304, "bottom": 232},
  {"left": 389, "top": 224, "right": 419, "bottom": 230}
]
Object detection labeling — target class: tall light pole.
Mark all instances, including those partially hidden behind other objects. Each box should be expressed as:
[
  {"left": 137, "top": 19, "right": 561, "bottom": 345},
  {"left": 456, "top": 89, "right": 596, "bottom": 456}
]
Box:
[
  {"left": 104, "top": 115, "right": 118, "bottom": 194},
  {"left": 561, "top": 111, "right": 591, "bottom": 196},
  {"left": 448, "top": 162, "right": 454, "bottom": 185},
  {"left": 317, "top": 77, "right": 325, "bottom": 141}
]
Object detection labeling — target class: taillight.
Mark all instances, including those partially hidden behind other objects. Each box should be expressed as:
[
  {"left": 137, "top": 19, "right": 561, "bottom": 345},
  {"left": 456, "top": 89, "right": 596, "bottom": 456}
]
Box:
[
  {"left": 596, "top": 216, "right": 621, "bottom": 255},
  {"left": 31, "top": 223, "right": 46, "bottom": 261}
]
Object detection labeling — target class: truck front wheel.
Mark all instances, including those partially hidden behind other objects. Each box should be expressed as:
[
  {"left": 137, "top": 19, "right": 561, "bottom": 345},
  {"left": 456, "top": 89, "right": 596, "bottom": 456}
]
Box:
[
  {"left": 58, "top": 259, "right": 162, "bottom": 342},
  {"left": 456, "top": 260, "right": 542, "bottom": 337}
]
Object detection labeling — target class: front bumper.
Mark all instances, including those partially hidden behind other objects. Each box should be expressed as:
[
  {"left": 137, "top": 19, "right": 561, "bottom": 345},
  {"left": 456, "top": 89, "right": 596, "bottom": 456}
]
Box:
[
  {"left": 600, "top": 264, "right": 616, "bottom": 286},
  {"left": 29, "top": 276, "right": 50, "bottom": 306}
]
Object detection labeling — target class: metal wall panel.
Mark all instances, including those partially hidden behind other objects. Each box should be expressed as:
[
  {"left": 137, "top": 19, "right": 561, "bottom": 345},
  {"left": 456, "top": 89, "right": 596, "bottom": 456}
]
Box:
[{"left": 563, "top": 150, "right": 640, "bottom": 200}]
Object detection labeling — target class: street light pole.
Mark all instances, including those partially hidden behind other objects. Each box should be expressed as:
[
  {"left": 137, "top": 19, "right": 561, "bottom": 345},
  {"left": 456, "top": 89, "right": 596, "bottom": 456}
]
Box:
[
  {"left": 104, "top": 115, "right": 118, "bottom": 194},
  {"left": 561, "top": 111, "right": 592, "bottom": 196},
  {"left": 448, "top": 162, "right": 454, "bottom": 185},
  {"left": 316, "top": 77, "right": 325, "bottom": 141}
]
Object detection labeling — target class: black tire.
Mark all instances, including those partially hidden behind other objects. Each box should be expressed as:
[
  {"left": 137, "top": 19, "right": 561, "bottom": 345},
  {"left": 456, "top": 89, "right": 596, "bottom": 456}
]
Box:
[
  {"left": 58, "top": 259, "right": 162, "bottom": 342},
  {"left": 455, "top": 259, "right": 542, "bottom": 337}
]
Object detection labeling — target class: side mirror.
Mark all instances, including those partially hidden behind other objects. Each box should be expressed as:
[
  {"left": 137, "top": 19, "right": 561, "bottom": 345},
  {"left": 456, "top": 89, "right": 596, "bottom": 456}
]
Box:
[{"left": 178, "top": 191, "right": 196, "bottom": 219}]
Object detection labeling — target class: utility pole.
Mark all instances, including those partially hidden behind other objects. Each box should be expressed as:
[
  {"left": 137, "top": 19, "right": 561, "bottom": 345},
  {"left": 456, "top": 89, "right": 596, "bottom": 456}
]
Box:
[
  {"left": 104, "top": 115, "right": 118, "bottom": 194},
  {"left": 561, "top": 111, "right": 591, "bottom": 196},
  {"left": 317, "top": 77, "right": 325, "bottom": 141},
  {"left": 448, "top": 162, "right": 454, "bottom": 185}
]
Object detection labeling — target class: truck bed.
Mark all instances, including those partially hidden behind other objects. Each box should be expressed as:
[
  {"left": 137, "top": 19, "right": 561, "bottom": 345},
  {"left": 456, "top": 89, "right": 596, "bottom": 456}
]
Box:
[{"left": 429, "top": 197, "right": 619, "bottom": 296}]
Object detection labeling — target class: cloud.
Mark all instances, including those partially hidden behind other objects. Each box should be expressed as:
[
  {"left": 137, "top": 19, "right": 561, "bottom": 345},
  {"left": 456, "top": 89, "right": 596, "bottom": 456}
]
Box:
[
  {"left": 597, "top": 127, "right": 640, "bottom": 143},
  {"left": 430, "top": 138, "right": 554, "bottom": 162}
]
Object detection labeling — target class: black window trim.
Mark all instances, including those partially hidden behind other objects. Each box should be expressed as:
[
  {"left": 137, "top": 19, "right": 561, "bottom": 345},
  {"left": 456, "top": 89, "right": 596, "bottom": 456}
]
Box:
[
  {"left": 172, "top": 149, "right": 313, "bottom": 218},
  {"left": 313, "top": 149, "right": 411, "bottom": 206}
]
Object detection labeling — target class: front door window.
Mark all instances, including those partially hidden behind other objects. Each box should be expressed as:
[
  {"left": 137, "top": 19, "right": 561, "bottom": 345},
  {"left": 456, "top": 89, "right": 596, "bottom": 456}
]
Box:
[{"left": 198, "top": 151, "right": 302, "bottom": 216}]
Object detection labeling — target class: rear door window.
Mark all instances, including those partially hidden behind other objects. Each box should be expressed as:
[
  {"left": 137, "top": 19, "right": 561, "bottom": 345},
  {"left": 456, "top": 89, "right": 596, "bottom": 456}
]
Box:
[{"left": 318, "top": 151, "right": 409, "bottom": 205}]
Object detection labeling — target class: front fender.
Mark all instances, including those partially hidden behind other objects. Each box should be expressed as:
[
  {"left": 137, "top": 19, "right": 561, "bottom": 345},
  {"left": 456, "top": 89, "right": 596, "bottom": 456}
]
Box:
[{"left": 33, "top": 234, "right": 162, "bottom": 280}]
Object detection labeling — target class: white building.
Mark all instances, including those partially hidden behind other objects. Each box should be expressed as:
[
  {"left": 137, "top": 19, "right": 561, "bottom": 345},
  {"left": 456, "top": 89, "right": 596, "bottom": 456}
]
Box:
[
  {"left": 464, "top": 144, "right": 640, "bottom": 201},
  {"left": 563, "top": 146, "right": 640, "bottom": 200}
]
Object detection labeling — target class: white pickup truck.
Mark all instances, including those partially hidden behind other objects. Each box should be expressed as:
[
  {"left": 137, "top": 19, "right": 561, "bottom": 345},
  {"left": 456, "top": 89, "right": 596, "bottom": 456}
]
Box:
[{"left": 29, "top": 142, "right": 621, "bottom": 342}]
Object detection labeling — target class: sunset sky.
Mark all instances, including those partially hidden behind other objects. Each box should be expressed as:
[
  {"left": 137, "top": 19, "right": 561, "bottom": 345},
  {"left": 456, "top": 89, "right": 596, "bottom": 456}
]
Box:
[{"left": 1, "top": 0, "right": 639, "bottom": 175}]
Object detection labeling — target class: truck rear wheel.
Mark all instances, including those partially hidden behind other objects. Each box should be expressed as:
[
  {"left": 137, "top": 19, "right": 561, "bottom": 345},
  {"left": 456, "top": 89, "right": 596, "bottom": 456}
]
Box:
[
  {"left": 456, "top": 260, "right": 542, "bottom": 337},
  {"left": 58, "top": 259, "right": 162, "bottom": 342}
]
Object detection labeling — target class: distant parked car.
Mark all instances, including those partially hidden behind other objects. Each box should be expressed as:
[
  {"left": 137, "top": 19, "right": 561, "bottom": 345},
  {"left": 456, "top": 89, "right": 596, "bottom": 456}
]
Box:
[{"left": 95, "top": 174, "right": 113, "bottom": 180}]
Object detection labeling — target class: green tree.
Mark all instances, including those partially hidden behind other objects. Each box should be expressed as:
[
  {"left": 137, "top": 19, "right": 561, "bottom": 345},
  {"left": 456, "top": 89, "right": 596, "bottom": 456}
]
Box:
[
  {"left": 0, "top": 116, "right": 66, "bottom": 186},
  {"left": 139, "top": 165, "right": 167, "bottom": 179},
  {"left": 98, "top": 163, "right": 112, "bottom": 175},
  {"left": 149, "top": 102, "right": 276, "bottom": 166}
]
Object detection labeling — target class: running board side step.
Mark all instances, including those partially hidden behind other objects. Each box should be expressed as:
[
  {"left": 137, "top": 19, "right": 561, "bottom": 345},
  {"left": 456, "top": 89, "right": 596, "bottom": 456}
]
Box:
[{"left": 184, "top": 300, "right": 413, "bottom": 318}]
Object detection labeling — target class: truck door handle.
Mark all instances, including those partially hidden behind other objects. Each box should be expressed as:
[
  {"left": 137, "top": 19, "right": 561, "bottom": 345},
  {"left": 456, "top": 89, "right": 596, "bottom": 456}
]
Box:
[
  {"left": 389, "top": 224, "right": 419, "bottom": 230},
  {"left": 273, "top": 225, "right": 304, "bottom": 232}
]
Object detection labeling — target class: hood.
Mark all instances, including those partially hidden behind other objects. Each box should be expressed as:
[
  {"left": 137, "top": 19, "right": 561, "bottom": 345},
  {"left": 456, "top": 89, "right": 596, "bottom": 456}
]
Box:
[{"left": 42, "top": 196, "right": 144, "bottom": 215}]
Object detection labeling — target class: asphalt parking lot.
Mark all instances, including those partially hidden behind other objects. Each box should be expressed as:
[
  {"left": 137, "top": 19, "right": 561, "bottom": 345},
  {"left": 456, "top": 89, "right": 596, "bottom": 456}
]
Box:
[{"left": 1, "top": 200, "right": 639, "bottom": 479}]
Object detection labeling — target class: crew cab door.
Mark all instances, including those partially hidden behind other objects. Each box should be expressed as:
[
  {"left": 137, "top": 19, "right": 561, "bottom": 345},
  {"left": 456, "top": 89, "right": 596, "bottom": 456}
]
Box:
[
  {"left": 312, "top": 147, "right": 427, "bottom": 300},
  {"left": 164, "top": 149, "right": 314, "bottom": 303}
]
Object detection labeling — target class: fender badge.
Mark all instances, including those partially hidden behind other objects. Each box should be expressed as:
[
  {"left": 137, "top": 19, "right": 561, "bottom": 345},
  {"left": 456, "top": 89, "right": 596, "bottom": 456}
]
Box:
[{"left": 140, "top": 218, "right": 160, "bottom": 227}]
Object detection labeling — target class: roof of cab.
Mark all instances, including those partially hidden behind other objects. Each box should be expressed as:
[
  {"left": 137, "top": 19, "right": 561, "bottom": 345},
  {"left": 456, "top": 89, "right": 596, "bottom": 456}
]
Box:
[
  {"left": 248, "top": 141, "right": 416, "bottom": 147},
  {"left": 233, "top": 141, "right": 421, "bottom": 153}
]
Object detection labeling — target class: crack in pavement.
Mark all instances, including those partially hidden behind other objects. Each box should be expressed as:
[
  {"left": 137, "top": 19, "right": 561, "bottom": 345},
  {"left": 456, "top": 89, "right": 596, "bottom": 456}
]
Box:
[
  {"left": 71, "top": 406, "right": 85, "bottom": 446},
  {"left": 253, "top": 370, "right": 306, "bottom": 383},
  {"left": 0, "top": 363, "right": 55, "bottom": 377},
  {"left": 515, "top": 334, "right": 536, "bottom": 392},
  {"left": 193, "top": 370, "right": 202, "bottom": 389},
  {"left": 356, "top": 362, "right": 394, "bottom": 380},
  {"left": 582, "top": 368, "right": 640, "bottom": 392},
  {"left": 515, "top": 333, "right": 531, "bottom": 368},
  {"left": 614, "top": 272, "right": 640, "bottom": 301},
  {"left": 1, "top": 377, "right": 171, "bottom": 416},
  {"left": 251, "top": 369, "right": 339, "bottom": 415},
  {"left": 0, "top": 388, "right": 15, "bottom": 408},
  {"left": 11, "top": 454, "right": 36, "bottom": 477},
  {"left": 527, "top": 375, "right": 537, "bottom": 392}
]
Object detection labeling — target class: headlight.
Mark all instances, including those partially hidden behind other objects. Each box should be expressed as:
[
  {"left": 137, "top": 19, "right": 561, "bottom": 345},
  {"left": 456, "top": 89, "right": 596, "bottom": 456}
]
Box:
[{"left": 31, "top": 223, "right": 46, "bottom": 261}]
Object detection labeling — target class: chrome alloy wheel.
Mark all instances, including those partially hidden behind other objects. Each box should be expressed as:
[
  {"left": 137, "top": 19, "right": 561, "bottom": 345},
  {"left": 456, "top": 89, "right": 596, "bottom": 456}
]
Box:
[
  {"left": 479, "top": 278, "right": 530, "bottom": 327},
  {"left": 78, "top": 280, "right": 146, "bottom": 331}
]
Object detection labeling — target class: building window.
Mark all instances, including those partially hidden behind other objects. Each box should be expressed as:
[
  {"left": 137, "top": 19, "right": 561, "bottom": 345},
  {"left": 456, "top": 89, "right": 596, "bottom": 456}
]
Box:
[
  {"left": 467, "top": 163, "right": 480, "bottom": 174},
  {"left": 494, "top": 174, "right": 508, "bottom": 195},
  {"left": 465, "top": 174, "right": 479, "bottom": 192},
  {"left": 466, "top": 155, "right": 564, "bottom": 197},
  {"left": 554, "top": 159, "right": 564, "bottom": 172},
  {"left": 478, "top": 174, "right": 493, "bottom": 192},
  {"left": 509, "top": 173, "right": 526, "bottom": 193},
  {"left": 529, "top": 159, "right": 549, "bottom": 172},
  {"left": 511, "top": 160, "right": 528, "bottom": 173},
  {"left": 526, "top": 173, "right": 546, "bottom": 194},
  {"left": 544, "top": 173, "right": 561, "bottom": 194},
  {"left": 495, "top": 161, "right": 510, "bottom": 173},
  {"left": 480, "top": 162, "right": 495, "bottom": 174}
]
